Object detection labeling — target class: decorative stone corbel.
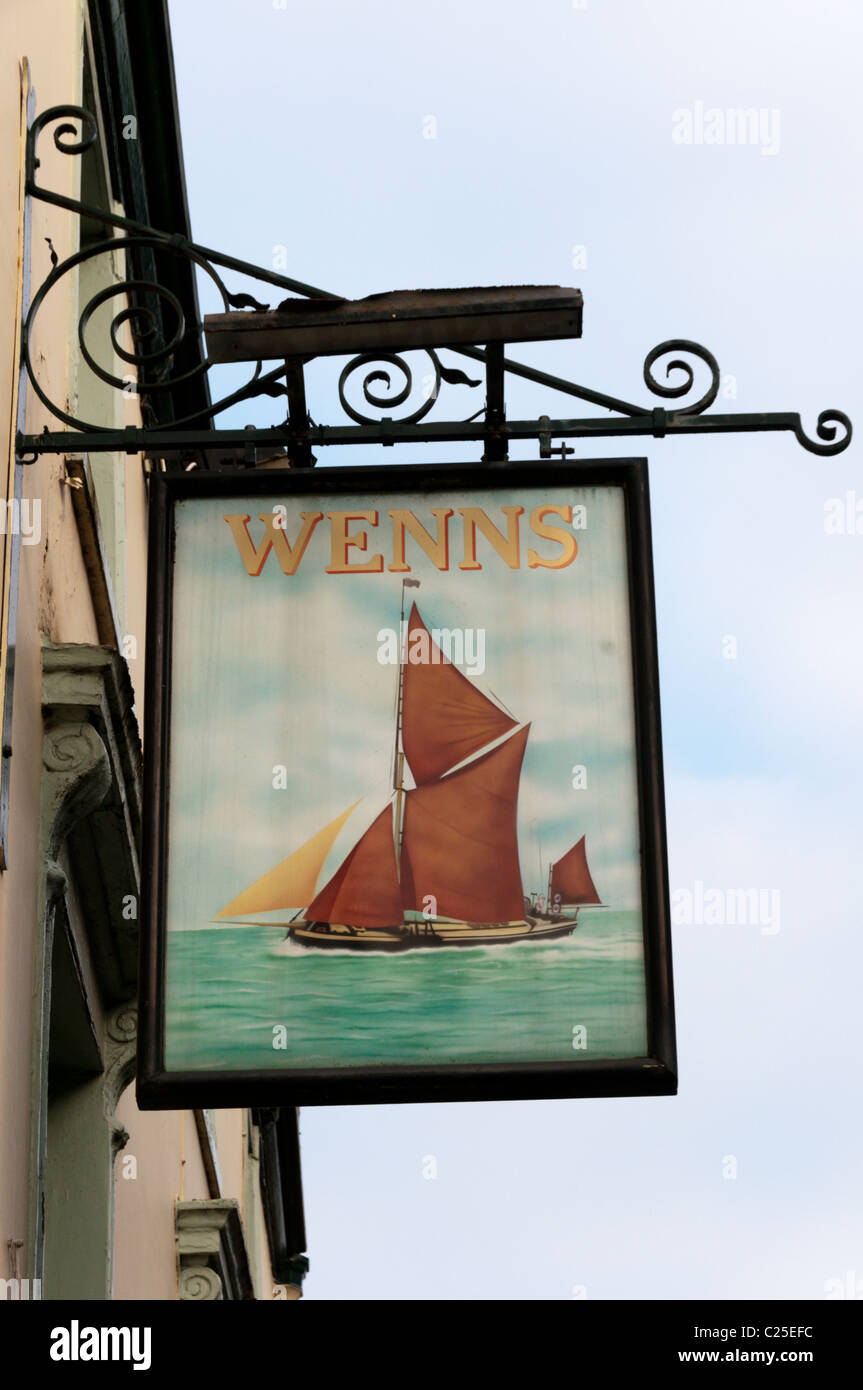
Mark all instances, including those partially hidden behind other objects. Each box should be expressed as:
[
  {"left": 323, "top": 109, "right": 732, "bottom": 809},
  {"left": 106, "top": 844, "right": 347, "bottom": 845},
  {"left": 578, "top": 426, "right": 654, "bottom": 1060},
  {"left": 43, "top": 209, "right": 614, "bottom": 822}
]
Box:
[
  {"left": 28, "top": 643, "right": 144, "bottom": 1284},
  {"left": 29, "top": 717, "right": 114, "bottom": 1270},
  {"left": 41, "top": 717, "right": 112, "bottom": 862},
  {"left": 40, "top": 642, "right": 143, "bottom": 1003},
  {"left": 176, "top": 1200, "right": 254, "bottom": 1301},
  {"left": 178, "top": 1266, "right": 224, "bottom": 1301}
]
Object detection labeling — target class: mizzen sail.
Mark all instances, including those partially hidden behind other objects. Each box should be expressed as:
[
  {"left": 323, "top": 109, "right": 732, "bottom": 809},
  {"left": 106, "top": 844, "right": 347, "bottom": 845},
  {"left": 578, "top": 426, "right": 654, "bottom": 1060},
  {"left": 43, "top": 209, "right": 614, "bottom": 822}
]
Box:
[{"left": 550, "top": 835, "right": 601, "bottom": 905}]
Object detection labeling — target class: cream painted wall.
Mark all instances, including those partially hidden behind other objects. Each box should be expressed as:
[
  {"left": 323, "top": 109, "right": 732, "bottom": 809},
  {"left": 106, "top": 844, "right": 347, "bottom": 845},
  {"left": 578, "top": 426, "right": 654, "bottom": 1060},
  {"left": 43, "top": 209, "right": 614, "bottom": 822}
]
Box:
[
  {"left": 0, "top": 0, "right": 277, "bottom": 1300},
  {"left": 0, "top": 0, "right": 89, "bottom": 1286},
  {"left": 112, "top": 1104, "right": 279, "bottom": 1301},
  {"left": 111, "top": 1094, "right": 213, "bottom": 1301}
]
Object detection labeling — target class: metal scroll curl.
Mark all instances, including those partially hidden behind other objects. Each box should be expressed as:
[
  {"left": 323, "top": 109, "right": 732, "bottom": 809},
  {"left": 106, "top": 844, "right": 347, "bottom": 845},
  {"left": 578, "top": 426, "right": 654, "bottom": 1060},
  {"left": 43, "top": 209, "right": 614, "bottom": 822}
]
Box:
[
  {"left": 26, "top": 104, "right": 99, "bottom": 182},
  {"left": 642, "top": 339, "right": 720, "bottom": 416},
  {"left": 22, "top": 106, "right": 293, "bottom": 432},
  {"left": 793, "top": 409, "right": 852, "bottom": 457},
  {"left": 338, "top": 348, "right": 481, "bottom": 426}
]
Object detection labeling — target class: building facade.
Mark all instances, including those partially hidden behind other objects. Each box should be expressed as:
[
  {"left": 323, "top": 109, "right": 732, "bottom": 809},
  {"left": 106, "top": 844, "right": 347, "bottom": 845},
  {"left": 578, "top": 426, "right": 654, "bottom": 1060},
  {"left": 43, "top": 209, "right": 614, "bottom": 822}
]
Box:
[{"left": 0, "top": 0, "right": 305, "bottom": 1301}]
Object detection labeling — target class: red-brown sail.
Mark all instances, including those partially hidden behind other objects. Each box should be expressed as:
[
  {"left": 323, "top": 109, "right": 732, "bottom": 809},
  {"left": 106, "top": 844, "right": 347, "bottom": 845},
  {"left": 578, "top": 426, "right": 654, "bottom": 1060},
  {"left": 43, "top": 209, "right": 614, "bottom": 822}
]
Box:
[
  {"left": 550, "top": 835, "right": 601, "bottom": 904},
  {"left": 400, "top": 725, "right": 529, "bottom": 923},
  {"left": 305, "top": 805, "right": 403, "bottom": 928},
  {"left": 401, "top": 602, "right": 517, "bottom": 785}
]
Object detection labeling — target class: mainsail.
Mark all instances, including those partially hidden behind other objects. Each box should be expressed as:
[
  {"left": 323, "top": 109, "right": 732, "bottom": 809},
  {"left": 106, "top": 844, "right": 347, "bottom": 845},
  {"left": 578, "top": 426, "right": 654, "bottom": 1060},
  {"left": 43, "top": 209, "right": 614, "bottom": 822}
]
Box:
[
  {"left": 400, "top": 725, "right": 529, "bottom": 923},
  {"left": 550, "top": 835, "right": 601, "bottom": 905}
]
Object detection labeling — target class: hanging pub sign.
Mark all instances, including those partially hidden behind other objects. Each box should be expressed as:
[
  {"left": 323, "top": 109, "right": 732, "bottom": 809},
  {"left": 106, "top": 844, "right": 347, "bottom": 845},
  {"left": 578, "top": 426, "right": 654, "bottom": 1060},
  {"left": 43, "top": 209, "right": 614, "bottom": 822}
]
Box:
[{"left": 137, "top": 459, "right": 676, "bottom": 1108}]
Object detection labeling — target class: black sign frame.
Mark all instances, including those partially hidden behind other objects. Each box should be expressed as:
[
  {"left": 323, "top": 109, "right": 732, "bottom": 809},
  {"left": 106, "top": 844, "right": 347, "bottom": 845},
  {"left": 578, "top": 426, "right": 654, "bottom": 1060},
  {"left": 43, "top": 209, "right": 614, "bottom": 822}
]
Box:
[{"left": 137, "top": 459, "right": 676, "bottom": 1109}]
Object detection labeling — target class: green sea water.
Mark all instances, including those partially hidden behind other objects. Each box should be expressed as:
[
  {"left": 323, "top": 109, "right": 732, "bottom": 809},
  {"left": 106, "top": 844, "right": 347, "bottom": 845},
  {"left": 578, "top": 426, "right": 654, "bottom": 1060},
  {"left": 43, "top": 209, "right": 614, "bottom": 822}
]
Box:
[{"left": 165, "top": 910, "right": 648, "bottom": 1071}]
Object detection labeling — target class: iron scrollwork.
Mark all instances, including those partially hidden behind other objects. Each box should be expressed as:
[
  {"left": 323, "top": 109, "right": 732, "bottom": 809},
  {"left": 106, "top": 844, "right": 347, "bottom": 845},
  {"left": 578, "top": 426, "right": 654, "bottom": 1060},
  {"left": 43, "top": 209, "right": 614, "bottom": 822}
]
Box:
[
  {"left": 338, "top": 348, "right": 481, "bottom": 426},
  {"left": 22, "top": 107, "right": 317, "bottom": 437},
  {"left": 642, "top": 339, "right": 720, "bottom": 414},
  {"left": 791, "top": 410, "right": 853, "bottom": 457},
  {"left": 15, "top": 105, "right": 852, "bottom": 462},
  {"left": 23, "top": 233, "right": 283, "bottom": 433},
  {"left": 640, "top": 340, "right": 850, "bottom": 455}
]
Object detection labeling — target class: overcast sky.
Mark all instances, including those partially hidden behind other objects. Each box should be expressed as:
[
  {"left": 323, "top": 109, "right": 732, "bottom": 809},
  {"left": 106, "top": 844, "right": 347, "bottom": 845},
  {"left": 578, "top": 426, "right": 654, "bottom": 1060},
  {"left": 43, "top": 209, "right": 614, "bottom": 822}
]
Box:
[{"left": 166, "top": 0, "right": 863, "bottom": 1299}]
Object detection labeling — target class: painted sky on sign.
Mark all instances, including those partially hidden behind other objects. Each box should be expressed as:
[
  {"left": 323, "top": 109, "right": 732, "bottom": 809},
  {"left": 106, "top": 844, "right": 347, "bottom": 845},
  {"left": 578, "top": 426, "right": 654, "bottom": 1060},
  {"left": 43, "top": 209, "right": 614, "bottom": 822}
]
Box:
[{"left": 166, "top": 485, "right": 642, "bottom": 928}]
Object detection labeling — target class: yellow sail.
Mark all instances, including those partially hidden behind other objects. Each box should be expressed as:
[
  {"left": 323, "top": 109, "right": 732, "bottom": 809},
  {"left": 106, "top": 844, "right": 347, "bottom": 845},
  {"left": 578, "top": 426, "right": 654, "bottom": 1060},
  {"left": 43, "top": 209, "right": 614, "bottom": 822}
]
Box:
[{"left": 214, "top": 802, "right": 359, "bottom": 919}]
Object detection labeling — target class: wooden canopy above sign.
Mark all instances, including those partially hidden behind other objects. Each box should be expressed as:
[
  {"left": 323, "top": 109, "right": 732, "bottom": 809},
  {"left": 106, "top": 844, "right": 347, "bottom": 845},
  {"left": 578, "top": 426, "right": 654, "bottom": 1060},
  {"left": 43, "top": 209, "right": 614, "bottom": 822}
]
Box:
[{"left": 204, "top": 285, "right": 584, "bottom": 362}]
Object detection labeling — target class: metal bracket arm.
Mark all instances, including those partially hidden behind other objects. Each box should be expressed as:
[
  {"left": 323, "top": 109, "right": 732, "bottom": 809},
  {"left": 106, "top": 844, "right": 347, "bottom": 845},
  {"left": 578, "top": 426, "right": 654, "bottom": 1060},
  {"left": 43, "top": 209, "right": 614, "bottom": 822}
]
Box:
[{"left": 15, "top": 106, "right": 852, "bottom": 464}]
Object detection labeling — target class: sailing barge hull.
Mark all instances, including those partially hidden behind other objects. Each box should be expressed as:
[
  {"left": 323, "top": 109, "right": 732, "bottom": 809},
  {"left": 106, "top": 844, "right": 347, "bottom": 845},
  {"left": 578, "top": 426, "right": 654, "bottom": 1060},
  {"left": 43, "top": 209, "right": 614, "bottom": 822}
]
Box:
[{"left": 289, "top": 917, "right": 577, "bottom": 952}]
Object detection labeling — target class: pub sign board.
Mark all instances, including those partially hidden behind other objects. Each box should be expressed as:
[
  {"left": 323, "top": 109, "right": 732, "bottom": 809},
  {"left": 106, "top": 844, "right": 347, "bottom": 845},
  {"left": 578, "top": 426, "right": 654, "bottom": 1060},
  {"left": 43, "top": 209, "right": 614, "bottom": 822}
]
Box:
[{"left": 137, "top": 459, "right": 676, "bottom": 1108}]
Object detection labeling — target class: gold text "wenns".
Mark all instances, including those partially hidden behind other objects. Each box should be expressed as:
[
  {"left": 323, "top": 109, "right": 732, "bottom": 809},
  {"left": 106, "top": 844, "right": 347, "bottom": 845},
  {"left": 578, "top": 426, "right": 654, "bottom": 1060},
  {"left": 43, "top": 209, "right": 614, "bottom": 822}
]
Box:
[{"left": 223, "top": 506, "right": 579, "bottom": 576}]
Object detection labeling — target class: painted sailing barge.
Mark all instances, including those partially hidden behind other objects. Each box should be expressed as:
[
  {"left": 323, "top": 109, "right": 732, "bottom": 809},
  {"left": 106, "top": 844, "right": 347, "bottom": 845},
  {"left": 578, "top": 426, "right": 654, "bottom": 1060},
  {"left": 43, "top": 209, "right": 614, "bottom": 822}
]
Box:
[{"left": 216, "top": 598, "right": 602, "bottom": 950}]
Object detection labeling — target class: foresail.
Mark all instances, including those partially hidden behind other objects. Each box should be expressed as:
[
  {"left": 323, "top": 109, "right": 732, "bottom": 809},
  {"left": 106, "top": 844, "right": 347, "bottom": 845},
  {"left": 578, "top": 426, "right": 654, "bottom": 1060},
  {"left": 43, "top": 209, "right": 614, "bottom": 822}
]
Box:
[
  {"left": 213, "top": 801, "right": 359, "bottom": 919},
  {"left": 401, "top": 602, "right": 517, "bottom": 786},
  {"left": 305, "top": 803, "right": 403, "bottom": 929}
]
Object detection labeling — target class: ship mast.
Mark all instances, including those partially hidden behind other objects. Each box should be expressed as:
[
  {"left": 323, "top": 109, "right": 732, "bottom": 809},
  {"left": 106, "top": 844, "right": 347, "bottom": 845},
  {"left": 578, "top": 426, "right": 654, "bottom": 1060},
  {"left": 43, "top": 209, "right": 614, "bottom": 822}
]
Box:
[{"left": 393, "top": 578, "right": 419, "bottom": 866}]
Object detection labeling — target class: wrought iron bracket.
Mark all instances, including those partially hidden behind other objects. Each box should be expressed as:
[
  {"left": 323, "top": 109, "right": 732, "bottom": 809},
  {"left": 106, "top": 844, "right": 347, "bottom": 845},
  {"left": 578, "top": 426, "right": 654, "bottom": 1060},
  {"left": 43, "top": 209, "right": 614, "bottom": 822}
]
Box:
[{"left": 15, "top": 106, "right": 853, "bottom": 466}]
